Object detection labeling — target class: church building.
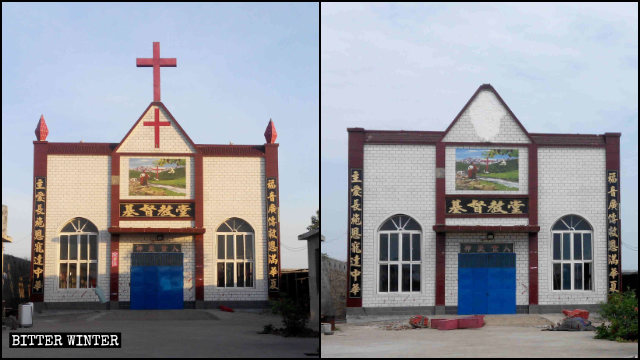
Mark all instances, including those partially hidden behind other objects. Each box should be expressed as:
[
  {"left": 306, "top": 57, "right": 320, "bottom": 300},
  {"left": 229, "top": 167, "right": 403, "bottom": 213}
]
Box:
[
  {"left": 30, "top": 42, "right": 282, "bottom": 309},
  {"left": 346, "top": 84, "right": 622, "bottom": 318}
]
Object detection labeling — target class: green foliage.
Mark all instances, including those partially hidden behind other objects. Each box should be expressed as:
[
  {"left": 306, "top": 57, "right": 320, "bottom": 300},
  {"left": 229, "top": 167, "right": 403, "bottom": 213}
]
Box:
[
  {"left": 270, "top": 295, "right": 309, "bottom": 336},
  {"left": 154, "top": 158, "right": 186, "bottom": 167},
  {"left": 307, "top": 210, "right": 319, "bottom": 231},
  {"left": 477, "top": 169, "right": 519, "bottom": 181},
  {"left": 595, "top": 290, "right": 638, "bottom": 342}
]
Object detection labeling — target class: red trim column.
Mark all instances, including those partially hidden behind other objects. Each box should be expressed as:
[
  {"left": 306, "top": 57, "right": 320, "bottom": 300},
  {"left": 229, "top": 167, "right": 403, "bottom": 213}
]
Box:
[
  {"left": 528, "top": 144, "right": 539, "bottom": 305},
  {"left": 265, "top": 143, "right": 281, "bottom": 299},
  {"left": 194, "top": 154, "right": 204, "bottom": 302},
  {"left": 347, "top": 128, "right": 364, "bottom": 307},
  {"left": 435, "top": 142, "right": 446, "bottom": 307},
  {"left": 110, "top": 234, "right": 119, "bottom": 302},
  {"left": 30, "top": 141, "right": 48, "bottom": 303},
  {"left": 604, "top": 133, "right": 622, "bottom": 291},
  {"left": 109, "top": 153, "right": 120, "bottom": 304}
]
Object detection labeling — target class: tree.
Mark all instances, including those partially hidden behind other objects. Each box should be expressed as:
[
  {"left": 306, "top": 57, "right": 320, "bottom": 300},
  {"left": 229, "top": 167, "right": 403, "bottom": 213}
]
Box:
[
  {"left": 154, "top": 158, "right": 186, "bottom": 167},
  {"left": 480, "top": 149, "right": 518, "bottom": 172},
  {"left": 307, "top": 210, "right": 319, "bottom": 231}
]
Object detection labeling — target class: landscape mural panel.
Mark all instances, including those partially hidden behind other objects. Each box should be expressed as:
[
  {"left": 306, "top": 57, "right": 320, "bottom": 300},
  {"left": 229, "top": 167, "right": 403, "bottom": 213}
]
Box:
[
  {"left": 129, "top": 158, "right": 187, "bottom": 196},
  {"left": 455, "top": 148, "right": 519, "bottom": 191}
]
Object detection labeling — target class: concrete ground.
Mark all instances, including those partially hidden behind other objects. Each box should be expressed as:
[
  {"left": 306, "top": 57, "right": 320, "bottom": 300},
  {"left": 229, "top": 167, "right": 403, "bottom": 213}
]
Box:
[
  {"left": 2, "top": 309, "right": 319, "bottom": 358},
  {"left": 321, "top": 315, "right": 637, "bottom": 358}
]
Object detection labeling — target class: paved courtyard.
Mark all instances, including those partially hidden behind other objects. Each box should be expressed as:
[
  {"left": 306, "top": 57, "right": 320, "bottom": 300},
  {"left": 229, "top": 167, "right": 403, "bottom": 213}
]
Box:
[
  {"left": 2, "top": 309, "right": 319, "bottom": 358},
  {"left": 321, "top": 315, "right": 637, "bottom": 358}
]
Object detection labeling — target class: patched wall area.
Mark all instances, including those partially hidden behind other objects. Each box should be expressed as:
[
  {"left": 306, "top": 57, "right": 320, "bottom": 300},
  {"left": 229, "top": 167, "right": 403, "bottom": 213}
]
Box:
[
  {"left": 442, "top": 90, "right": 530, "bottom": 143},
  {"left": 44, "top": 155, "right": 111, "bottom": 302},
  {"left": 362, "top": 144, "right": 436, "bottom": 307},
  {"left": 537, "top": 147, "right": 607, "bottom": 305},
  {"left": 202, "top": 157, "right": 267, "bottom": 302},
  {"left": 445, "top": 232, "right": 529, "bottom": 306}
]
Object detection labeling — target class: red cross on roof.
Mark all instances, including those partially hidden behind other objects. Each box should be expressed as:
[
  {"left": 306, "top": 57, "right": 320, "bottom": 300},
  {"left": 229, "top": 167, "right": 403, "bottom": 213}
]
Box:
[{"left": 136, "top": 42, "right": 177, "bottom": 102}]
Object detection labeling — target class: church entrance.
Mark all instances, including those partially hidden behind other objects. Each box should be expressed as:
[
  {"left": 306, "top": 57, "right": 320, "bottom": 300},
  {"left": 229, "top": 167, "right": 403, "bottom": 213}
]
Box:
[
  {"left": 458, "top": 252, "right": 516, "bottom": 315},
  {"left": 130, "top": 252, "right": 183, "bottom": 309}
]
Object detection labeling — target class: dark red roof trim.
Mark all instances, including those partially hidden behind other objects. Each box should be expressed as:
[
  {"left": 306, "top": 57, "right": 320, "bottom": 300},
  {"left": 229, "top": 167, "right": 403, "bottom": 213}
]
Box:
[
  {"left": 46, "top": 142, "right": 117, "bottom": 155},
  {"left": 197, "top": 144, "right": 265, "bottom": 157},
  {"left": 432, "top": 225, "right": 540, "bottom": 233}
]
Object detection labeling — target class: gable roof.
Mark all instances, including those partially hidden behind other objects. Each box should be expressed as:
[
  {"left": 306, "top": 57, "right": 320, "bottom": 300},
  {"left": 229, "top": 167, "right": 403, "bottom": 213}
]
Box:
[
  {"left": 113, "top": 102, "right": 200, "bottom": 153},
  {"left": 440, "top": 84, "right": 533, "bottom": 143}
]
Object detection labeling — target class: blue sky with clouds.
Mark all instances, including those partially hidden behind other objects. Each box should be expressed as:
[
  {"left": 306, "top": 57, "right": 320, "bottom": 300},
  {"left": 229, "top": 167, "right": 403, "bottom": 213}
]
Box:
[
  {"left": 2, "top": 3, "right": 318, "bottom": 268},
  {"left": 321, "top": 3, "right": 638, "bottom": 270}
]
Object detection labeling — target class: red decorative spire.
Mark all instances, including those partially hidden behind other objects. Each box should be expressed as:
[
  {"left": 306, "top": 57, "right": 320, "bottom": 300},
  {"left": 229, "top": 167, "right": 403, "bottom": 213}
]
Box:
[
  {"left": 136, "top": 42, "right": 177, "bottom": 102},
  {"left": 35, "top": 114, "right": 49, "bottom": 141},
  {"left": 264, "top": 118, "right": 277, "bottom": 144}
]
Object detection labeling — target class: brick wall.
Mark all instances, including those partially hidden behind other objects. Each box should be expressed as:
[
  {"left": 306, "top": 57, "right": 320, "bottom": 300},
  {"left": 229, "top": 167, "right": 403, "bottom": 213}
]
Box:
[
  {"left": 362, "top": 144, "right": 436, "bottom": 307},
  {"left": 117, "top": 105, "right": 195, "bottom": 153},
  {"left": 44, "top": 155, "right": 111, "bottom": 302},
  {"left": 117, "top": 234, "right": 195, "bottom": 302},
  {"left": 445, "top": 232, "right": 529, "bottom": 306},
  {"left": 202, "top": 157, "right": 268, "bottom": 302},
  {"left": 537, "top": 147, "right": 607, "bottom": 305},
  {"left": 442, "top": 90, "right": 530, "bottom": 143}
]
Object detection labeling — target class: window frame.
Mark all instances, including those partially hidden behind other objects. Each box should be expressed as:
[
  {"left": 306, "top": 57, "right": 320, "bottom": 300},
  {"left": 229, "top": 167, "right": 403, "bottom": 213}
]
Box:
[
  {"left": 550, "top": 215, "right": 594, "bottom": 292},
  {"left": 376, "top": 215, "right": 422, "bottom": 294},
  {"left": 58, "top": 218, "right": 99, "bottom": 290},
  {"left": 216, "top": 230, "right": 255, "bottom": 289}
]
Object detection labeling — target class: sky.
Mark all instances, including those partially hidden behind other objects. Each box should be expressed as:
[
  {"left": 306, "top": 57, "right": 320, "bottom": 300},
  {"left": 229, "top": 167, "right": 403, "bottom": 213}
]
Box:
[
  {"left": 321, "top": 3, "right": 638, "bottom": 270},
  {"left": 2, "top": 3, "right": 318, "bottom": 269}
]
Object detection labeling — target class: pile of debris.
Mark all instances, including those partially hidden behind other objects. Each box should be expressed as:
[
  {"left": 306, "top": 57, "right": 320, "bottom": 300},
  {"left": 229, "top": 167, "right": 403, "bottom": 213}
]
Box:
[
  {"left": 381, "top": 315, "right": 486, "bottom": 331},
  {"left": 543, "top": 309, "right": 596, "bottom": 331}
]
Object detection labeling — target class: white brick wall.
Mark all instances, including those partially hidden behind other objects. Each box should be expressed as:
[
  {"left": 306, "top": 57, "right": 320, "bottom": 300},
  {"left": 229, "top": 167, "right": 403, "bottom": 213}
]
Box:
[
  {"left": 442, "top": 90, "right": 530, "bottom": 143},
  {"left": 117, "top": 234, "right": 195, "bottom": 302},
  {"left": 44, "top": 155, "right": 111, "bottom": 302},
  {"left": 445, "top": 232, "right": 529, "bottom": 306},
  {"left": 120, "top": 156, "right": 195, "bottom": 200},
  {"left": 362, "top": 144, "right": 436, "bottom": 307},
  {"left": 445, "top": 217, "right": 529, "bottom": 226},
  {"left": 446, "top": 146, "right": 528, "bottom": 194},
  {"left": 537, "top": 147, "right": 607, "bottom": 305},
  {"left": 117, "top": 105, "right": 196, "bottom": 153},
  {"left": 118, "top": 220, "right": 194, "bottom": 228},
  {"left": 202, "top": 157, "right": 268, "bottom": 302}
]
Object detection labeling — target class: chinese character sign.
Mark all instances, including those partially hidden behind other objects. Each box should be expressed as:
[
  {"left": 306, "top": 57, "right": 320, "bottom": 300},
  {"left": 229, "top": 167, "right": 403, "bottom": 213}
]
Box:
[
  {"left": 32, "top": 177, "right": 47, "bottom": 295},
  {"left": 606, "top": 170, "right": 621, "bottom": 294},
  {"left": 348, "top": 169, "right": 363, "bottom": 298},
  {"left": 266, "top": 177, "right": 280, "bottom": 293},
  {"left": 119, "top": 202, "right": 194, "bottom": 218},
  {"left": 446, "top": 197, "right": 528, "bottom": 215}
]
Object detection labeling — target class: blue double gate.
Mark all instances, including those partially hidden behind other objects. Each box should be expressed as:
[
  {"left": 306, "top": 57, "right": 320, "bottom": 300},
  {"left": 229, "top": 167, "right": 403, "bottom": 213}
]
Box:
[
  {"left": 458, "top": 253, "right": 516, "bottom": 315},
  {"left": 130, "top": 252, "right": 183, "bottom": 310}
]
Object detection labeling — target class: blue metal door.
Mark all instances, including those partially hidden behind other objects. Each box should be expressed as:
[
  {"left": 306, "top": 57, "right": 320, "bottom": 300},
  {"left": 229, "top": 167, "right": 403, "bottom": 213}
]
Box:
[
  {"left": 130, "top": 252, "right": 183, "bottom": 310},
  {"left": 458, "top": 253, "right": 515, "bottom": 315}
]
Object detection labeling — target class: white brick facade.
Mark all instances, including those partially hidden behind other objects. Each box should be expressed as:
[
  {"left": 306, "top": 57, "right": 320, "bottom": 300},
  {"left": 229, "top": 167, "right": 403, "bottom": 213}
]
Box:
[
  {"left": 362, "top": 144, "right": 436, "bottom": 307},
  {"left": 537, "top": 147, "right": 607, "bottom": 305},
  {"left": 41, "top": 102, "right": 269, "bottom": 306},
  {"left": 202, "top": 157, "right": 268, "bottom": 302},
  {"left": 355, "top": 85, "right": 611, "bottom": 313},
  {"left": 44, "top": 155, "right": 111, "bottom": 302}
]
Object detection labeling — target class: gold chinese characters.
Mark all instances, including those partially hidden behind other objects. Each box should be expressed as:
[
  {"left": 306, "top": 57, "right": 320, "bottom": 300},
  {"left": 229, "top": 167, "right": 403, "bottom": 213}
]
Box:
[
  {"left": 120, "top": 203, "right": 193, "bottom": 217},
  {"left": 447, "top": 198, "right": 527, "bottom": 215}
]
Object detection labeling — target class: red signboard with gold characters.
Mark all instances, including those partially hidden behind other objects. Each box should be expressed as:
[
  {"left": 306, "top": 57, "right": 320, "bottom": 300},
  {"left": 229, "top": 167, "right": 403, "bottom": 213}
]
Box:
[
  {"left": 31, "top": 176, "right": 47, "bottom": 296},
  {"left": 606, "top": 170, "right": 621, "bottom": 294},
  {"left": 266, "top": 177, "right": 280, "bottom": 293},
  {"left": 348, "top": 169, "right": 363, "bottom": 299}
]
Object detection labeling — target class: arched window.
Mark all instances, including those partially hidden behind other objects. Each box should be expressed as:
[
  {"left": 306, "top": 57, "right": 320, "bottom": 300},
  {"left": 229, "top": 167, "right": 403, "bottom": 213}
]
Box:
[
  {"left": 551, "top": 215, "right": 593, "bottom": 291},
  {"left": 378, "top": 214, "right": 421, "bottom": 293},
  {"left": 59, "top": 217, "right": 99, "bottom": 289},
  {"left": 216, "top": 218, "right": 254, "bottom": 288}
]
